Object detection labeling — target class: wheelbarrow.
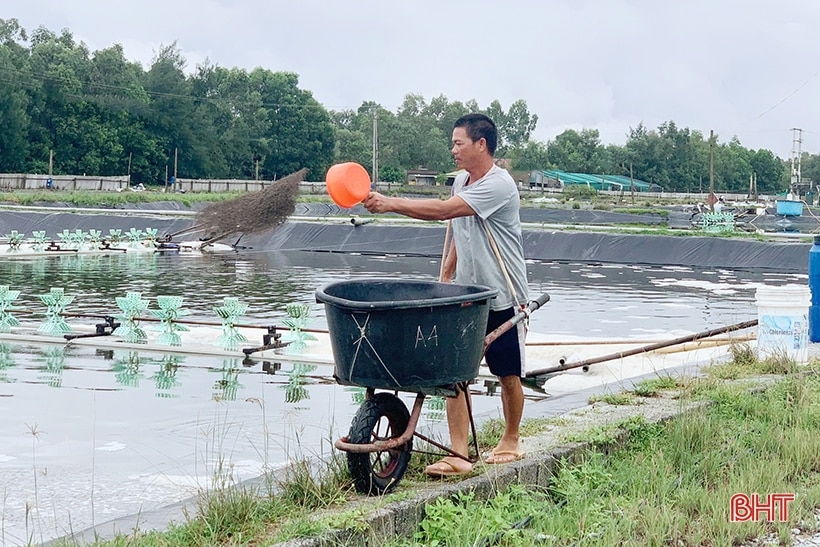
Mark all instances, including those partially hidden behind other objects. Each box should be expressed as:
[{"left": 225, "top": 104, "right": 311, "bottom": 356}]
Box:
[{"left": 315, "top": 279, "right": 550, "bottom": 495}]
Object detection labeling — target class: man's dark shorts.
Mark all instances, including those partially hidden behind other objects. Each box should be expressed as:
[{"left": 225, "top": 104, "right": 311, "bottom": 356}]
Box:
[{"left": 484, "top": 307, "right": 525, "bottom": 378}]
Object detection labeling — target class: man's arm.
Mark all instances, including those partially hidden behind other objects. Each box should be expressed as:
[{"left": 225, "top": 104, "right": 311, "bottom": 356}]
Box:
[
  {"left": 362, "top": 192, "right": 475, "bottom": 221},
  {"left": 440, "top": 238, "right": 457, "bottom": 282}
]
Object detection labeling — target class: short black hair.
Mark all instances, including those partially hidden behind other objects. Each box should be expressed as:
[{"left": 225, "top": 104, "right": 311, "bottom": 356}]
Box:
[{"left": 453, "top": 113, "right": 498, "bottom": 156}]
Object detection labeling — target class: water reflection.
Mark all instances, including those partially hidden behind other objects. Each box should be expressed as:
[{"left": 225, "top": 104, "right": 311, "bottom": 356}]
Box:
[
  {"left": 38, "top": 346, "right": 66, "bottom": 387},
  {"left": 213, "top": 359, "right": 243, "bottom": 402},
  {"left": 0, "top": 251, "right": 801, "bottom": 340},
  {"left": 111, "top": 350, "right": 144, "bottom": 387},
  {"left": 0, "top": 342, "right": 14, "bottom": 382},
  {"left": 283, "top": 362, "right": 317, "bottom": 404},
  {"left": 150, "top": 357, "right": 181, "bottom": 396}
]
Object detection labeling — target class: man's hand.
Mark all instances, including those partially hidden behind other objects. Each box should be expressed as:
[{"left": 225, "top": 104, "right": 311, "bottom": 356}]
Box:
[{"left": 362, "top": 192, "right": 393, "bottom": 214}]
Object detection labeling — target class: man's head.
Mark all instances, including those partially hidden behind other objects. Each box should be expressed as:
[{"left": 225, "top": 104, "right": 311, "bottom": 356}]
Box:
[
  {"left": 451, "top": 113, "right": 497, "bottom": 172},
  {"left": 453, "top": 113, "right": 498, "bottom": 156}
]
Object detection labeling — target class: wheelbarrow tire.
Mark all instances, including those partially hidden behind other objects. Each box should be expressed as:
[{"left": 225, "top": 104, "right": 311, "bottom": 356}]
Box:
[{"left": 347, "top": 392, "right": 412, "bottom": 495}]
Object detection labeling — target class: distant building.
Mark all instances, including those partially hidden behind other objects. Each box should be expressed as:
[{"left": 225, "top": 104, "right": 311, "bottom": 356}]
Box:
[
  {"left": 443, "top": 170, "right": 466, "bottom": 186},
  {"left": 529, "top": 169, "right": 662, "bottom": 192},
  {"left": 405, "top": 169, "right": 437, "bottom": 186}
]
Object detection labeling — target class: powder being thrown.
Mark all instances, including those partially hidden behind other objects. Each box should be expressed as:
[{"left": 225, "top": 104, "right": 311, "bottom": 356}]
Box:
[{"left": 195, "top": 169, "right": 307, "bottom": 241}]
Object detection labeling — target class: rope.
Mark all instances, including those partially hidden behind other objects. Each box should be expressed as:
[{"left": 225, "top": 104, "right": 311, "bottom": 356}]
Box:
[{"left": 480, "top": 218, "right": 521, "bottom": 306}]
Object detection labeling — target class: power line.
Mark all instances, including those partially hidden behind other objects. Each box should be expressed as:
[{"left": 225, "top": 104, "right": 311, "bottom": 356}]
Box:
[{"left": 752, "top": 70, "right": 820, "bottom": 121}]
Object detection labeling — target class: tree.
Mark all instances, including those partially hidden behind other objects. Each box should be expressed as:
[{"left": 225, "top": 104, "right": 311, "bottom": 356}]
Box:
[
  {"left": 3, "top": 19, "right": 802, "bottom": 190},
  {"left": 511, "top": 140, "right": 550, "bottom": 171},
  {"left": 547, "top": 129, "right": 606, "bottom": 173},
  {"left": 482, "top": 99, "right": 538, "bottom": 155},
  {"left": 0, "top": 19, "right": 30, "bottom": 171},
  {"left": 502, "top": 99, "right": 538, "bottom": 151},
  {"left": 253, "top": 70, "right": 334, "bottom": 179},
  {"left": 141, "top": 43, "right": 207, "bottom": 182},
  {"left": 624, "top": 122, "right": 710, "bottom": 192},
  {"left": 750, "top": 149, "right": 787, "bottom": 195},
  {"left": 801, "top": 153, "right": 820, "bottom": 196},
  {"left": 379, "top": 165, "right": 404, "bottom": 183}
]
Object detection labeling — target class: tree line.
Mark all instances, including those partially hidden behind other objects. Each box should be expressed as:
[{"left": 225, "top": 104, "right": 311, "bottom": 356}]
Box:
[{"left": 1, "top": 18, "right": 818, "bottom": 195}]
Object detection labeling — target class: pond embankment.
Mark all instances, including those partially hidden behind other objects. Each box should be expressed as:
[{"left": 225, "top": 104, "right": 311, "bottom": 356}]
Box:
[{"left": 0, "top": 204, "right": 811, "bottom": 272}]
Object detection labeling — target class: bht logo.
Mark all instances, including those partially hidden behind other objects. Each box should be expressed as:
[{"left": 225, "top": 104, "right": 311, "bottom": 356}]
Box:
[{"left": 730, "top": 493, "right": 795, "bottom": 522}]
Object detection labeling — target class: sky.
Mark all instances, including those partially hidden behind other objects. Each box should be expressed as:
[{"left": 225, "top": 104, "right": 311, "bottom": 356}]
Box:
[{"left": 6, "top": 0, "right": 820, "bottom": 159}]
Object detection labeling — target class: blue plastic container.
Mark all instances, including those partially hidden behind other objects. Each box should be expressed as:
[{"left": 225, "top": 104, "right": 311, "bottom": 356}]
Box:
[
  {"left": 776, "top": 199, "right": 803, "bottom": 217},
  {"left": 810, "top": 235, "right": 820, "bottom": 342}
]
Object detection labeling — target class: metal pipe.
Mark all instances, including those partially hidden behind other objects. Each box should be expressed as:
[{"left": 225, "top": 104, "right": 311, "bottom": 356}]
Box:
[
  {"left": 483, "top": 293, "right": 550, "bottom": 352},
  {"left": 526, "top": 319, "right": 758, "bottom": 378},
  {"left": 526, "top": 336, "right": 752, "bottom": 347},
  {"left": 335, "top": 393, "right": 425, "bottom": 453},
  {"left": 350, "top": 217, "right": 374, "bottom": 227},
  {"left": 15, "top": 309, "right": 328, "bottom": 334}
]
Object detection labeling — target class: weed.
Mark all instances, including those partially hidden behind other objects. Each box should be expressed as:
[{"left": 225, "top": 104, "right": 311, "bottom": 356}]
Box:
[
  {"left": 588, "top": 392, "right": 638, "bottom": 406},
  {"left": 759, "top": 351, "right": 801, "bottom": 375},
  {"left": 410, "top": 486, "right": 541, "bottom": 546},
  {"left": 704, "top": 361, "right": 747, "bottom": 380},
  {"left": 632, "top": 376, "right": 679, "bottom": 397},
  {"left": 274, "top": 454, "right": 351, "bottom": 510},
  {"left": 612, "top": 207, "right": 670, "bottom": 217},
  {"left": 270, "top": 517, "right": 325, "bottom": 543},
  {"left": 520, "top": 416, "right": 567, "bottom": 436},
  {"left": 729, "top": 342, "right": 757, "bottom": 367},
  {"left": 318, "top": 507, "right": 370, "bottom": 534},
  {"left": 561, "top": 415, "right": 651, "bottom": 448}
]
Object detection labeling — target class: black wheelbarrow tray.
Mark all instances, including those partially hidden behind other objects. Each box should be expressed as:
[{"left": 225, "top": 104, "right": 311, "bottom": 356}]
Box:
[{"left": 316, "top": 278, "right": 549, "bottom": 495}]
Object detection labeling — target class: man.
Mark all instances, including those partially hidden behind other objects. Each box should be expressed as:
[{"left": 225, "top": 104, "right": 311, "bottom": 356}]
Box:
[{"left": 362, "top": 113, "right": 529, "bottom": 477}]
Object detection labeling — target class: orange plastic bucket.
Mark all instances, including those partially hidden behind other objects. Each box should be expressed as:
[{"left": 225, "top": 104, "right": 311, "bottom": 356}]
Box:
[{"left": 326, "top": 162, "right": 371, "bottom": 208}]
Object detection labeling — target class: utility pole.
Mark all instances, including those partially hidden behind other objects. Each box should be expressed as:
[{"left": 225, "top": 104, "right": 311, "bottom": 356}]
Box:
[
  {"left": 174, "top": 147, "right": 178, "bottom": 192},
  {"left": 629, "top": 162, "right": 635, "bottom": 205},
  {"left": 709, "top": 129, "right": 715, "bottom": 212},
  {"left": 49, "top": 149, "right": 53, "bottom": 176},
  {"left": 789, "top": 128, "right": 802, "bottom": 198},
  {"left": 748, "top": 172, "right": 758, "bottom": 200},
  {"left": 371, "top": 107, "right": 379, "bottom": 185},
  {"left": 127, "top": 152, "right": 132, "bottom": 188}
]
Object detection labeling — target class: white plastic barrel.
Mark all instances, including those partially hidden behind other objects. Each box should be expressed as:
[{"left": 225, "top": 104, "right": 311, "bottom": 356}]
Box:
[{"left": 755, "top": 285, "right": 811, "bottom": 362}]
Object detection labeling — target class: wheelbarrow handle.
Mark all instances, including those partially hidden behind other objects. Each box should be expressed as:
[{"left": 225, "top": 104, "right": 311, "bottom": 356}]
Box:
[
  {"left": 483, "top": 293, "right": 550, "bottom": 353},
  {"left": 529, "top": 293, "right": 550, "bottom": 312}
]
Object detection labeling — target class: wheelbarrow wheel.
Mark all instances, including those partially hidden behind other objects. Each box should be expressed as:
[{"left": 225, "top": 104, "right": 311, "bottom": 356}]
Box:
[{"left": 346, "top": 392, "right": 413, "bottom": 495}]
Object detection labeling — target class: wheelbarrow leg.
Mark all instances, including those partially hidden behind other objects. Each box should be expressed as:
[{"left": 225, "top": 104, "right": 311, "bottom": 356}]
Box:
[
  {"left": 462, "top": 380, "right": 481, "bottom": 462},
  {"left": 410, "top": 381, "right": 479, "bottom": 464}
]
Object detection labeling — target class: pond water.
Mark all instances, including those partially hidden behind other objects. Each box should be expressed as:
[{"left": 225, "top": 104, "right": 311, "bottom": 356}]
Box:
[{"left": 0, "top": 250, "right": 805, "bottom": 545}]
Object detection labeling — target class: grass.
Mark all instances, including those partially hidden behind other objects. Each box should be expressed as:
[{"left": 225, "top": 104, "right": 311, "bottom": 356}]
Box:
[
  {"left": 631, "top": 375, "right": 681, "bottom": 397},
  {"left": 588, "top": 392, "right": 639, "bottom": 406},
  {"left": 51, "top": 449, "right": 357, "bottom": 547},
  {"left": 0, "top": 189, "right": 242, "bottom": 208},
  {"left": 47, "top": 348, "right": 820, "bottom": 546},
  {"left": 611, "top": 207, "right": 671, "bottom": 217},
  {"left": 384, "top": 365, "right": 820, "bottom": 547}
]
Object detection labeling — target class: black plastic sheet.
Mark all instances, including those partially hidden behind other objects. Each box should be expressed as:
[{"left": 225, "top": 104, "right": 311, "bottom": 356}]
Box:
[{"left": 0, "top": 209, "right": 811, "bottom": 272}]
